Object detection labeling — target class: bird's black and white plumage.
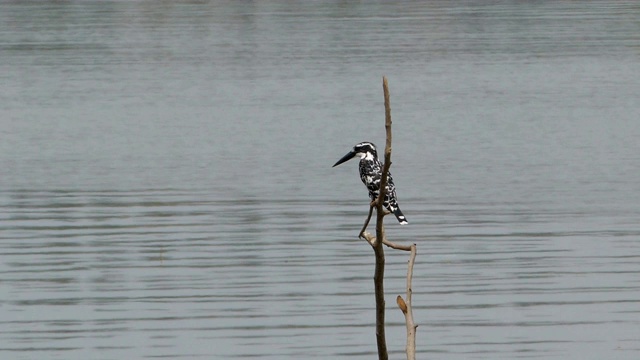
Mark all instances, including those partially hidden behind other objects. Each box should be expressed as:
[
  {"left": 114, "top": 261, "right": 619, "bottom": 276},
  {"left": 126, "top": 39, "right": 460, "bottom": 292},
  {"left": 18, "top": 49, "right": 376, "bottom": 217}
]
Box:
[{"left": 333, "top": 141, "right": 408, "bottom": 225}]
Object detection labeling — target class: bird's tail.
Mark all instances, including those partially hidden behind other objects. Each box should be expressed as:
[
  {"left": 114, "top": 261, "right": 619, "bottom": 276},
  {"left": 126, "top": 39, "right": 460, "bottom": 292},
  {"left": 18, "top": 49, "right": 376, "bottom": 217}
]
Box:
[{"left": 394, "top": 208, "right": 408, "bottom": 225}]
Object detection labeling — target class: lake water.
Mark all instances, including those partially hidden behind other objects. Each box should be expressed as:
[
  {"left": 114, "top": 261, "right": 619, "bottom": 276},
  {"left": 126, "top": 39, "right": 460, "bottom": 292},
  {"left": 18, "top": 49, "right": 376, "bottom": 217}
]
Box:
[{"left": 2, "top": 1, "right": 640, "bottom": 359}]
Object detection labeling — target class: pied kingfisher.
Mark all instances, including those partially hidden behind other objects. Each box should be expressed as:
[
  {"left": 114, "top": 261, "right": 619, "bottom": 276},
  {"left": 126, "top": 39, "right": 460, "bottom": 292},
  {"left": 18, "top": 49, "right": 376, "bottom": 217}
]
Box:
[{"left": 333, "top": 141, "right": 408, "bottom": 225}]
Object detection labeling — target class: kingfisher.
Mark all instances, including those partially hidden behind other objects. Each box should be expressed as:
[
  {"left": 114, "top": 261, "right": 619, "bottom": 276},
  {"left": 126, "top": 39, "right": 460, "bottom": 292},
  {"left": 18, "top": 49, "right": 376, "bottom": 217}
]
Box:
[{"left": 333, "top": 141, "right": 408, "bottom": 225}]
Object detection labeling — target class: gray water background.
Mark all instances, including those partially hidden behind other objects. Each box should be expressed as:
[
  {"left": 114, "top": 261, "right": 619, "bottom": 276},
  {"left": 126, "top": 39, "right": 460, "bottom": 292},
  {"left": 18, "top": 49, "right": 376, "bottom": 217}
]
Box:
[{"left": 2, "top": 1, "right": 640, "bottom": 359}]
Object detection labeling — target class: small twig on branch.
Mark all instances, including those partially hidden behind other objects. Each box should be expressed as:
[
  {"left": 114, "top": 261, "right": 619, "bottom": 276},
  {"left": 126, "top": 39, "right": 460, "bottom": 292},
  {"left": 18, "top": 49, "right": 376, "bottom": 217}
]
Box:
[
  {"left": 360, "top": 231, "right": 412, "bottom": 251},
  {"left": 359, "top": 205, "right": 374, "bottom": 239}
]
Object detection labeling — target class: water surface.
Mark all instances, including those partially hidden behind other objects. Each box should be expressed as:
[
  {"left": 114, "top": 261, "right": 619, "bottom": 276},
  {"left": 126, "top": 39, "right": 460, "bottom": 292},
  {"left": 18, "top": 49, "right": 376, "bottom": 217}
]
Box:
[{"left": 2, "top": 1, "right": 640, "bottom": 359}]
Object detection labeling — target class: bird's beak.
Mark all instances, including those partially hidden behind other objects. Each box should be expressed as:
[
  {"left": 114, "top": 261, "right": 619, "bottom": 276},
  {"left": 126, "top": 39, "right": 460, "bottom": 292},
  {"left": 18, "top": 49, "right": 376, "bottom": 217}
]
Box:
[{"left": 333, "top": 150, "right": 356, "bottom": 167}]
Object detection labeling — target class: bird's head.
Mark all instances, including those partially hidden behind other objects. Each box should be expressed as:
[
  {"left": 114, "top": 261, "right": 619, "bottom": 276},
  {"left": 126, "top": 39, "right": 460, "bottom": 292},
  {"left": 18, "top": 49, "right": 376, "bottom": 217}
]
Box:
[{"left": 332, "top": 142, "right": 378, "bottom": 167}]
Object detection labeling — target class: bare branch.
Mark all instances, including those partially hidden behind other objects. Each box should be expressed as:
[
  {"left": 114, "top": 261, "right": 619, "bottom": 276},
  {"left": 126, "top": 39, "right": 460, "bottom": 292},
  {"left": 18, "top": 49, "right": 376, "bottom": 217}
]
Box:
[
  {"left": 398, "top": 244, "right": 418, "bottom": 360},
  {"left": 359, "top": 76, "right": 417, "bottom": 360},
  {"left": 370, "top": 76, "right": 394, "bottom": 360}
]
